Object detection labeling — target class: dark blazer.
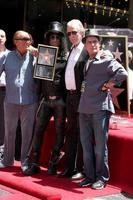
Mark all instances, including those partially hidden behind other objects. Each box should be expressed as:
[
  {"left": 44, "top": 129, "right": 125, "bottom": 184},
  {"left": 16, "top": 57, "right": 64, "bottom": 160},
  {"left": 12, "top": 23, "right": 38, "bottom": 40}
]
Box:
[{"left": 74, "top": 47, "right": 88, "bottom": 94}]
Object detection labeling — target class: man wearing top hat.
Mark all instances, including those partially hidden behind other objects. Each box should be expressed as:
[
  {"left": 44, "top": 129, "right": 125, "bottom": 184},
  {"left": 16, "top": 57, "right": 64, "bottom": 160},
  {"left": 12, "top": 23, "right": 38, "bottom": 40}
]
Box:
[
  {"left": 78, "top": 29, "right": 128, "bottom": 189},
  {"left": 23, "top": 21, "right": 68, "bottom": 176}
]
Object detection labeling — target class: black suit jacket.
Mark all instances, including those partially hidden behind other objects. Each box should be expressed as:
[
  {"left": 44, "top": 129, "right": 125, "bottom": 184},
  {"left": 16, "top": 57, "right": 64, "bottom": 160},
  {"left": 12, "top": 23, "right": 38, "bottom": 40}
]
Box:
[{"left": 74, "top": 47, "right": 88, "bottom": 93}]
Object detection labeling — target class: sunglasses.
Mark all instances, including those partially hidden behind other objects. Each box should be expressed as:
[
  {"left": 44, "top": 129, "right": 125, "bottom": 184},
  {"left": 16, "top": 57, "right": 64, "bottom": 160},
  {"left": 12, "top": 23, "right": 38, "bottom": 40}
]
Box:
[
  {"left": 14, "top": 37, "right": 31, "bottom": 41},
  {"left": 67, "top": 31, "right": 78, "bottom": 37},
  {"left": 49, "top": 35, "right": 60, "bottom": 40}
]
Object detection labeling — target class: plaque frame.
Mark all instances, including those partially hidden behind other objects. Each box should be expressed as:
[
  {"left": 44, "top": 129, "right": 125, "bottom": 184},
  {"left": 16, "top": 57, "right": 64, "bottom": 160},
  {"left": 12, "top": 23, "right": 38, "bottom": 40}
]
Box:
[{"left": 34, "top": 44, "right": 58, "bottom": 81}]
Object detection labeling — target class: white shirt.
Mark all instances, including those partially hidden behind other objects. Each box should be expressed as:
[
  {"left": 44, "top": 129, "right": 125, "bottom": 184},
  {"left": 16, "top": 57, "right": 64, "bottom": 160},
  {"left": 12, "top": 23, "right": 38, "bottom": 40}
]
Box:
[
  {"left": 0, "top": 49, "right": 9, "bottom": 87},
  {"left": 65, "top": 42, "right": 84, "bottom": 90}
]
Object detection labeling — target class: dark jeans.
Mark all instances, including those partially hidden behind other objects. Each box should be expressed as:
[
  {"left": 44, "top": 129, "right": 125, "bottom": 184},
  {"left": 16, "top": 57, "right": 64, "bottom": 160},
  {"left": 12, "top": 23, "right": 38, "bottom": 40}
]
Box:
[
  {"left": 15, "top": 120, "right": 21, "bottom": 160},
  {"left": 32, "top": 97, "right": 66, "bottom": 164},
  {"left": 79, "top": 110, "right": 111, "bottom": 182},
  {"left": 64, "top": 92, "right": 83, "bottom": 173}
]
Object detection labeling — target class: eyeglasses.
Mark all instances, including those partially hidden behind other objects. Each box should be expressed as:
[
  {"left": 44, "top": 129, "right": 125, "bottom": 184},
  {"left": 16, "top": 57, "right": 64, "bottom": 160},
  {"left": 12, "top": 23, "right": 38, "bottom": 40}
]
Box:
[
  {"left": 0, "top": 35, "right": 5, "bottom": 38},
  {"left": 49, "top": 35, "right": 60, "bottom": 40},
  {"left": 67, "top": 31, "right": 78, "bottom": 37},
  {"left": 14, "top": 37, "right": 31, "bottom": 41}
]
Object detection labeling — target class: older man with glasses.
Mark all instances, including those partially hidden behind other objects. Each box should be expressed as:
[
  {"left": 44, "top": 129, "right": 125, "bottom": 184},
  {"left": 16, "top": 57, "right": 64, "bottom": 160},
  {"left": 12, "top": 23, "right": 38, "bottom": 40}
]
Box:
[
  {"left": 58, "top": 19, "right": 88, "bottom": 180},
  {"left": 0, "top": 30, "right": 39, "bottom": 173}
]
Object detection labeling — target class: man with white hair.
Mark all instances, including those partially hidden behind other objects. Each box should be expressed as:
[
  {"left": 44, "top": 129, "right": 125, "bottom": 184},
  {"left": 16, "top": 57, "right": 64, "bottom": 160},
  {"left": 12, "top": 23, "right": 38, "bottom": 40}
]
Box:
[{"left": 59, "top": 19, "right": 88, "bottom": 179}]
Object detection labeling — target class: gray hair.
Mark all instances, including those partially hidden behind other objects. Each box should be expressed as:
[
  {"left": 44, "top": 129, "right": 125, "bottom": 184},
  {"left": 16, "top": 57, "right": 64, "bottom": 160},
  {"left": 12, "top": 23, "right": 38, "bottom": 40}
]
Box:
[{"left": 67, "top": 19, "right": 85, "bottom": 37}]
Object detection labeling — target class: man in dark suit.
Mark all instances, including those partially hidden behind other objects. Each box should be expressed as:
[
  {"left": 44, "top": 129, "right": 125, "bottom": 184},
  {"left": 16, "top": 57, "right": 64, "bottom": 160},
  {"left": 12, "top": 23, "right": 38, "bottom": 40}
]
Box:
[
  {"left": 59, "top": 19, "right": 88, "bottom": 179},
  {"left": 78, "top": 29, "right": 128, "bottom": 189}
]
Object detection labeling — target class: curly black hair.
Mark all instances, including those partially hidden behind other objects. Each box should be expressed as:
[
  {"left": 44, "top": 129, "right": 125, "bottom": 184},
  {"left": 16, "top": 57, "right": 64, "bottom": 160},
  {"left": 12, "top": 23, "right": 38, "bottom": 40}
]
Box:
[{"left": 44, "top": 32, "right": 68, "bottom": 61}]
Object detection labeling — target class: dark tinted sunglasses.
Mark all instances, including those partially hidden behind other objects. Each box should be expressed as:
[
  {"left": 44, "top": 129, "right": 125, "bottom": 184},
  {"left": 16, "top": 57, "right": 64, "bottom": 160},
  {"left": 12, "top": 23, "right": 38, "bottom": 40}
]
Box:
[
  {"left": 67, "top": 31, "right": 78, "bottom": 37},
  {"left": 14, "top": 37, "right": 31, "bottom": 41},
  {"left": 50, "top": 35, "right": 60, "bottom": 40}
]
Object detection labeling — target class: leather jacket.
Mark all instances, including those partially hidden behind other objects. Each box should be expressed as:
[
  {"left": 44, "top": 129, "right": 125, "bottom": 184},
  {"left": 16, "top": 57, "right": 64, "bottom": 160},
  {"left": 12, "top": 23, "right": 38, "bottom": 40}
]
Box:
[{"left": 39, "top": 58, "right": 67, "bottom": 101}]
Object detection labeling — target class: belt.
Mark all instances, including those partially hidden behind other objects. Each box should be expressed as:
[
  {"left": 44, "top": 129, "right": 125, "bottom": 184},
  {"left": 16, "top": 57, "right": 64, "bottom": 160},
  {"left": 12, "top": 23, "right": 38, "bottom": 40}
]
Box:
[
  {"left": 48, "top": 96, "right": 60, "bottom": 100},
  {"left": 0, "top": 87, "right": 6, "bottom": 91},
  {"left": 67, "top": 90, "right": 77, "bottom": 94}
]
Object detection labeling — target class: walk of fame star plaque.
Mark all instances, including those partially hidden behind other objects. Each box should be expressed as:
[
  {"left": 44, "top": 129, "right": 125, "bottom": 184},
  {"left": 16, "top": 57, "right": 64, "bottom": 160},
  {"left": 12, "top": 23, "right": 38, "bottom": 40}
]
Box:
[
  {"left": 101, "top": 35, "right": 130, "bottom": 115},
  {"left": 34, "top": 44, "right": 58, "bottom": 81}
]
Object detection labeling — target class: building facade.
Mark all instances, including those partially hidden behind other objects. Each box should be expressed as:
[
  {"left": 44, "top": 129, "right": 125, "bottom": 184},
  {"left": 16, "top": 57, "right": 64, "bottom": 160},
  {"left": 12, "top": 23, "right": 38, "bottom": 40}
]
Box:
[{"left": 0, "top": 0, "right": 131, "bottom": 47}]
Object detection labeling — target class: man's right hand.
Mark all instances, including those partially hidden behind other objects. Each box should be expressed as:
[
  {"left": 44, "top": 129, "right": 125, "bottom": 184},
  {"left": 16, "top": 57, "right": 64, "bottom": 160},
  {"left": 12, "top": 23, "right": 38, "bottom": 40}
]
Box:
[{"left": 28, "top": 45, "right": 38, "bottom": 57}]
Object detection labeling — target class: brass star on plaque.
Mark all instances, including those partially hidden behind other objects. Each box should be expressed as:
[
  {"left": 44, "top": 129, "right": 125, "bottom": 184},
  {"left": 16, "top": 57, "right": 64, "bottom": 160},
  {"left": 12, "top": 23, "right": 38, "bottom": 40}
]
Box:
[{"left": 43, "top": 49, "right": 54, "bottom": 65}]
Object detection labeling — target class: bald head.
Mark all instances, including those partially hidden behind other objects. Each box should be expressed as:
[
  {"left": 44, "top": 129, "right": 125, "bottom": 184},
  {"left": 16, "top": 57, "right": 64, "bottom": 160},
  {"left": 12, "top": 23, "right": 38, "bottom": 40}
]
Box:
[
  {"left": 0, "top": 29, "right": 7, "bottom": 49},
  {"left": 0, "top": 29, "right": 6, "bottom": 37},
  {"left": 13, "top": 30, "right": 31, "bottom": 41}
]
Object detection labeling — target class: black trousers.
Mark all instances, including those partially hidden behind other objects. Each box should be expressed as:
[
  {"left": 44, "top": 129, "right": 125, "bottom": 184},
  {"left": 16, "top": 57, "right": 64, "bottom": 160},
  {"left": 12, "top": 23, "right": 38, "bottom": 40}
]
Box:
[
  {"left": 15, "top": 120, "right": 21, "bottom": 160},
  {"left": 130, "top": 99, "right": 133, "bottom": 113},
  {"left": 64, "top": 92, "right": 83, "bottom": 173},
  {"left": 31, "top": 97, "right": 66, "bottom": 164},
  {"left": 0, "top": 87, "right": 5, "bottom": 145}
]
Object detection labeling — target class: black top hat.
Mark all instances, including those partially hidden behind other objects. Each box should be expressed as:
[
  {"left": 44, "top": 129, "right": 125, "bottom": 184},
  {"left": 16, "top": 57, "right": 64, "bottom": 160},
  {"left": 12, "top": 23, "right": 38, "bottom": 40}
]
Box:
[
  {"left": 45, "top": 21, "right": 65, "bottom": 37},
  {"left": 82, "top": 29, "right": 101, "bottom": 43}
]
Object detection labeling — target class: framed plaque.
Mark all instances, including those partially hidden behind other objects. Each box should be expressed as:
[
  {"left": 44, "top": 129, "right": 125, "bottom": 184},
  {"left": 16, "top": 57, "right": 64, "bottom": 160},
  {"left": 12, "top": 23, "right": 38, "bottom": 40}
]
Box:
[
  {"left": 101, "top": 35, "right": 130, "bottom": 115},
  {"left": 34, "top": 44, "right": 58, "bottom": 81}
]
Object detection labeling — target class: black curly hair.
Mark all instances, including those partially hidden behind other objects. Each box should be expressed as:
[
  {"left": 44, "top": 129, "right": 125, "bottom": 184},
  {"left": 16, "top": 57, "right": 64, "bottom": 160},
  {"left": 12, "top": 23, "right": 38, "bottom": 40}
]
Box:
[{"left": 44, "top": 31, "right": 68, "bottom": 61}]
